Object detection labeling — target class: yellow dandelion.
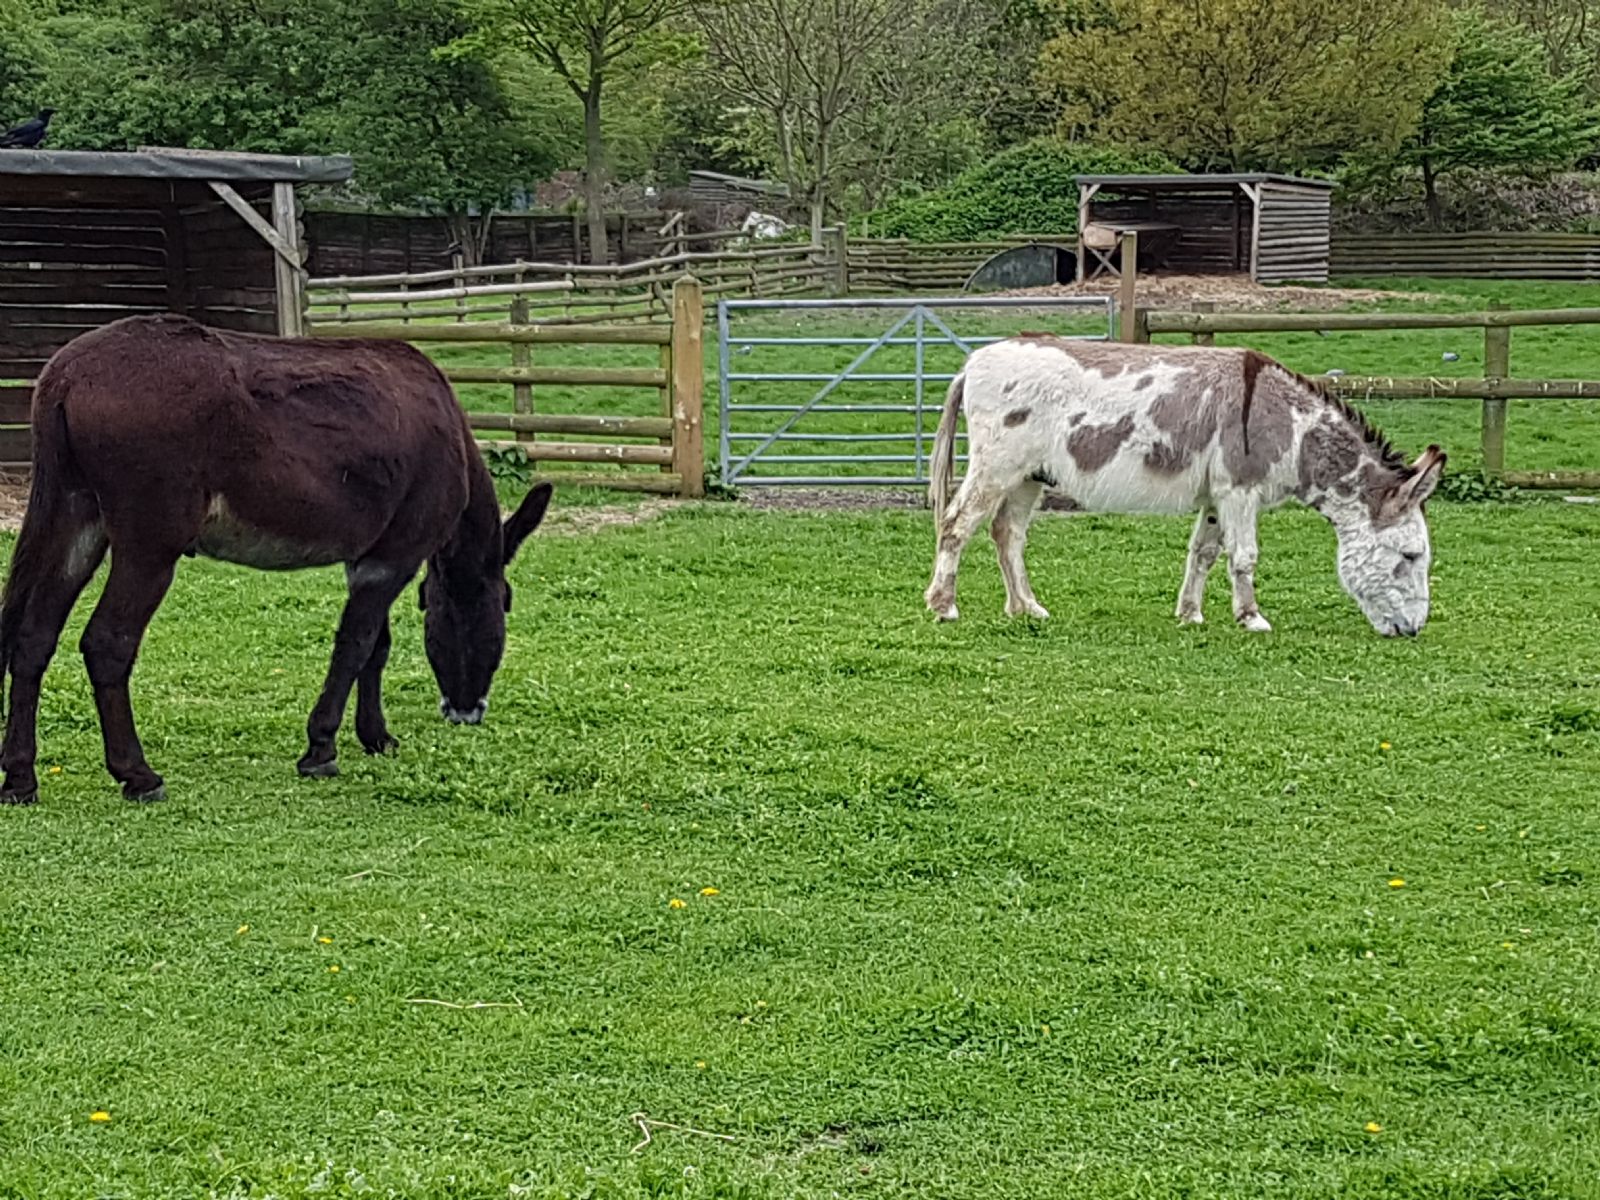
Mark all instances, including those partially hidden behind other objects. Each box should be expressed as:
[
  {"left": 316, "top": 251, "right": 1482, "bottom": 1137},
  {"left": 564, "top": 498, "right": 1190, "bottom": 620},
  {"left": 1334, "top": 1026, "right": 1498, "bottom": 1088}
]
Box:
[
  {"left": 48, "top": 766, "right": 62, "bottom": 775},
  {"left": 695, "top": 1060, "right": 707, "bottom": 1070},
  {"left": 1379, "top": 741, "right": 1392, "bottom": 751},
  {"left": 1041, "top": 1023, "right": 1051, "bottom": 1035},
  {"left": 668, "top": 898, "right": 687, "bottom": 910},
  {"left": 1364, "top": 1121, "right": 1382, "bottom": 1134},
  {"left": 699, "top": 887, "right": 720, "bottom": 897},
  {"left": 328, "top": 964, "right": 341, "bottom": 973},
  {"left": 755, "top": 1000, "right": 767, "bottom": 1008},
  {"left": 1501, "top": 941, "right": 1515, "bottom": 950},
  {"left": 1388, "top": 878, "right": 1406, "bottom": 888},
  {"left": 345, "top": 995, "right": 357, "bottom": 1004},
  {"left": 89, "top": 1111, "right": 111, "bottom": 1123},
  {"left": 236, "top": 924, "right": 250, "bottom": 936},
  {"left": 317, "top": 936, "right": 333, "bottom": 945},
  {"left": 1475, "top": 824, "right": 1486, "bottom": 831}
]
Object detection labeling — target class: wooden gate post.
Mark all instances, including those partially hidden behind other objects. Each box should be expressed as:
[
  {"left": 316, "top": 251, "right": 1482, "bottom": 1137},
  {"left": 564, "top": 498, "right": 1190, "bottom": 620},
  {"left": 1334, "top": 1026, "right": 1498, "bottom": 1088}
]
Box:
[
  {"left": 1482, "top": 302, "right": 1510, "bottom": 478},
  {"left": 670, "top": 276, "right": 706, "bottom": 497},
  {"left": 1117, "top": 230, "right": 1139, "bottom": 343}
]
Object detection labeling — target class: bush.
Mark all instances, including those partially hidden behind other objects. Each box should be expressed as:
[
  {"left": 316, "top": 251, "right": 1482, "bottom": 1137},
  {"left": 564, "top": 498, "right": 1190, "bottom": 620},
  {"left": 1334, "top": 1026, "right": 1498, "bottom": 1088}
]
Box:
[{"left": 870, "top": 141, "right": 1181, "bottom": 242}]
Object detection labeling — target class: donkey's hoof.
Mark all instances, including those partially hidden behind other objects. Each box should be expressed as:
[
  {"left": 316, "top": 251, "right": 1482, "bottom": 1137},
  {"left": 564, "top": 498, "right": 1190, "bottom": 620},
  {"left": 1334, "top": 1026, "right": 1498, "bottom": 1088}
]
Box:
[
  {"left": 361, "top": 734, "right": 400, "bottom": 757},
  {"left": 297, "top": 756, "right": 340, "bottom": 780},
  {"left": 124, "top": 782, "right": 167, "bottom": 804},
  {"left": 1239, "top": 613, "right": 1273, "bottom": 633},
  {"left": 1177, "top": 609, "right": 1204, "bottom": 626},
  {"left": 1009, "top": 602, "right": 1050, "bottom": 620},
  {"left": 0, "top": 786, "right": 38, "bottom": 807},
  {"left": 929, "top": 604, "right": 959, "bottom": 622}
]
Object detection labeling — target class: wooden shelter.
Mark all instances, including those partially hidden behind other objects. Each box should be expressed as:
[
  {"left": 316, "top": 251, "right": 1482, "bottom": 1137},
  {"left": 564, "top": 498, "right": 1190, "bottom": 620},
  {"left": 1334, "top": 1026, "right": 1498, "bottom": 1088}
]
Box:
[
  {"left": 1074, "top": 173, "right": 1334, "bottom": 284},
  {"left": 0, "top": 146, "right": 353, "bottom": 464}
]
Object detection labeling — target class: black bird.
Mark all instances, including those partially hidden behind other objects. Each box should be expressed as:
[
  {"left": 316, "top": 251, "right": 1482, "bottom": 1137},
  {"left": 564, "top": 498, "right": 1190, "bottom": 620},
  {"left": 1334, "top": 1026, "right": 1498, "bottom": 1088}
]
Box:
[{"left": 0, "top": 109, "right": 56, "bottom": 149}]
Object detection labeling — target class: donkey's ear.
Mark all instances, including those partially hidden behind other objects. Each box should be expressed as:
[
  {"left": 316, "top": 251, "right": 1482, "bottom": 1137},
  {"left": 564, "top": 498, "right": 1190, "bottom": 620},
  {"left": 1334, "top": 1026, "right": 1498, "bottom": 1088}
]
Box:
[
  {"left": 503, "top": 481, "right": 553, "bottom": 564},
  {"left": 1398, "top": 445, "right": 1446, "bottom": 508}
]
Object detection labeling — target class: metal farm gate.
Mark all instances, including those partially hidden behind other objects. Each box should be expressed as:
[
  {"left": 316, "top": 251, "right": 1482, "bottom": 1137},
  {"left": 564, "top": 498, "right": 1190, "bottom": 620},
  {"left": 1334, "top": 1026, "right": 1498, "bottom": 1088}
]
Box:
[{"left": 717, "top": 296, "right": 1114, "bottom": 487}]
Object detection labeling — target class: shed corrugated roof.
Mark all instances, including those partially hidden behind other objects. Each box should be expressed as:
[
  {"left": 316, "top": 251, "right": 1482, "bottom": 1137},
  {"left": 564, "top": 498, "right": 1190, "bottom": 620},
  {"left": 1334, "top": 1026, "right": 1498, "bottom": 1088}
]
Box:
[
  {"left": 0, "top": 147, "right": 353, "bottom": 185},
  {"left": 1075, "top": 173, "right": 1334, "bottom": 189}
]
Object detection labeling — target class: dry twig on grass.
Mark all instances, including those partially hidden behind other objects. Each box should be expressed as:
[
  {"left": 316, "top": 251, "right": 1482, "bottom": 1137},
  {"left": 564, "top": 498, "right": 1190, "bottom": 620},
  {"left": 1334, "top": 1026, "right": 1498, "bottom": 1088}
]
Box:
[
  {"left": 405, "top": 996, "right": 526, "bottom": 1011},
  {"left": 630, "top": 1112, "right": 737, "bottom": 1154}
]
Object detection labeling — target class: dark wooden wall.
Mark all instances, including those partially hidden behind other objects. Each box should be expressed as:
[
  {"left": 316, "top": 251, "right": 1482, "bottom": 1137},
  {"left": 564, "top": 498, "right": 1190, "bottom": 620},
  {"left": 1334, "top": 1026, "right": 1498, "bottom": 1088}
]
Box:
[
  {"left": 1091, "top": 190, "right": 1252, "bottom": 274},
  {"left": 305, "top": 210, "right": 683, "bottom": 277},
  {"left": 0, "top": 182, "right": 280, "bottom": 463}
]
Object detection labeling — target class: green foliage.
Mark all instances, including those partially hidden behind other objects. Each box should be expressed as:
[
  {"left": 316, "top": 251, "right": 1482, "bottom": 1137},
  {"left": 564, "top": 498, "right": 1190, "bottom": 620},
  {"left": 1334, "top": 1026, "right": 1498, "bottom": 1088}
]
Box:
[
  {"left": 871, "top": 140, "right": 1178, "bottom": 241},
  {"left": 1039, "top": 0, "right": 1452, "bottom": 173},
  {"left": 1410, "top": 7, "right": 1598, "bottom": 221},
  {"left": 0, "top": 0, "right": 47, "bottom": 120},
  {"left": 1436, "top": 469, "right": 1522, "bottom": 503}
]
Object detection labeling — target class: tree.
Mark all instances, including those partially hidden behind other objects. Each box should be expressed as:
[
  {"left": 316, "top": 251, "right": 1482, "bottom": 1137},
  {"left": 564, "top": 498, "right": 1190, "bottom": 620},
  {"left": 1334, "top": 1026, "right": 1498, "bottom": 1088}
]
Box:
[
  {"left": 477, "top": 0, "right": 688, "bottom": 263},
  {"left": 0, "top": 0, "right": 48, "bottom": 123},
  {"left": 1038, "top": 0, "right": 1452, "bottom": 174},
  {"left": 319, "top": 0, "right": 558, "bottom": 264},
  {"left": 1401, "top": 6, "right": 1599, "bottom": 227},
  {"left": 689, "top": 0, "right": 1009, "bottom": 239}
]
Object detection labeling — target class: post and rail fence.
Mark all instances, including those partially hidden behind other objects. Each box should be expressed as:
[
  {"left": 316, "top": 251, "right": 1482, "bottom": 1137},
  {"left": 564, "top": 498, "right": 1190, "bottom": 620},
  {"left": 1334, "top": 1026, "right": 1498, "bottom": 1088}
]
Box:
[
  {"left": 308, "top": 276, "right": 706, "bottom": 498},
  {"left": 1122, "top": 296, "right": 1600, "bottom": 490}
]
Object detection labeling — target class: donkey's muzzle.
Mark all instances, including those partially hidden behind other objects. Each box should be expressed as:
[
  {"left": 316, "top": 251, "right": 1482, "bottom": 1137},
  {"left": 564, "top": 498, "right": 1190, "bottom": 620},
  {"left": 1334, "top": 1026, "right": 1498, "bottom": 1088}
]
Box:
[{"left": 440, "top": 697, "right": 488, "bottom": 725}]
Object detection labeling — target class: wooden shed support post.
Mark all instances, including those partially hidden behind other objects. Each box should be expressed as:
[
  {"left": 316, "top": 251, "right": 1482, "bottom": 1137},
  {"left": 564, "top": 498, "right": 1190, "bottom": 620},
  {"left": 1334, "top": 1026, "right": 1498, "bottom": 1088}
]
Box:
[
  {"left": 1482, "top": 302, "right": 1511, "bottom": 478},
  {"left": 1117, "top": 230, "right": 1140, "bottom": 343},
  {"left": 209, "top": 180, "right": 307, "bottom": 336},
  {"left": 1075, "top": 183, "right": 1100, "bottom": 284},
  {"left": 670, "top": 277, "right": 706, "bottom": 497},
  {"left": 1240, "top": 183, "right": 1262, "bottom": 282}
]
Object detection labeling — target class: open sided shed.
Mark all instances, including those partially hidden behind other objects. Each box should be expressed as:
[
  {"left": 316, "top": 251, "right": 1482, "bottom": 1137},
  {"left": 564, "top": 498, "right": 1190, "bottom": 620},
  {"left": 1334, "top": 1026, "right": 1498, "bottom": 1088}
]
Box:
[
  {"left": 1074, "top": 173, "right": 1334, "bottom": 284},
  {"left": 0, "top": 146, "right": 353, "bottom": 463}
]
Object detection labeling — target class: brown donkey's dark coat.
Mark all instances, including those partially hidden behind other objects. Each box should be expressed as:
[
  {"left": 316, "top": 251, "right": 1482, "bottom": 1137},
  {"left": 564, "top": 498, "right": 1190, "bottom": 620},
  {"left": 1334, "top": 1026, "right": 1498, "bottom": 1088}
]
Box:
[{"left": 0, "top": 314, "right": 551, "bottom": 804}]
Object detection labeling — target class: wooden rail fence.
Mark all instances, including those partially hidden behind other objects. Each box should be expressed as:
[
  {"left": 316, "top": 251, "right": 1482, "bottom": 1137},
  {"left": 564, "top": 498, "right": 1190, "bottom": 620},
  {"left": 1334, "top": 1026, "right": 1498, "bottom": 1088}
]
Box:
[
  {"left": 309, "top": 276, "right": 706, "bottom": 497},
  {"left": 1330, "top": 231, "right": 1600, "bottom": 280},
  {"left": 1132, "top": 304, "right": 1600, "bottom": 489}
]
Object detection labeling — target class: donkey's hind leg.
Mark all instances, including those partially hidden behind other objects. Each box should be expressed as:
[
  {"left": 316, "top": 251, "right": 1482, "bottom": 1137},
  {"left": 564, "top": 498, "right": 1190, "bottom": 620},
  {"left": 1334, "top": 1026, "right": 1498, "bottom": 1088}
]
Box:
[
  {"left": 925, "top": 473, "right": 1008, "bottom": 622},
  {"left": 1176, "top": 508, "right": 1222, "bottom": 625},
  {"left": 79, "top": 544, "right": 181, "bottom": 801},
  {"left": 1, "top": 507, "right": 107, "bottom": 805},
  {"left": 354, "top": 614, "right": 398, "bottom": 757},
  {"left": 992, "top": 480, "right": 1048, "bottom": 619}
]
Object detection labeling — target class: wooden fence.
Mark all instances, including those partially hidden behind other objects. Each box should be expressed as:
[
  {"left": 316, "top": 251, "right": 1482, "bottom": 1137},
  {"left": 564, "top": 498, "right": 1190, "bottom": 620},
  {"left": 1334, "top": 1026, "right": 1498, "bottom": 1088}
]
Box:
[
  {"left": 309, "top": 277, "right": 706, "bottom": 497},
  {"left": 307, "top": 240, "right": 835, "bottom": 328},
  {"left": 1134, "top": 304, "right": 1600, "bottom": 489},
  {"left": 1330, "top": 232, "right": 1600, "bottom": 280},
  {"left": 846, "top": 236, "right": 1042, "bottom": 291}
]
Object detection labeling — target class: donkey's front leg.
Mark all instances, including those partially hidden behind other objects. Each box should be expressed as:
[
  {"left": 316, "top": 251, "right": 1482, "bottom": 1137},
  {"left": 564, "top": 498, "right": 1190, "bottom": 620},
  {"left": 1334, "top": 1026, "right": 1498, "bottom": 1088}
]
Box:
[
  {"left": 1176, "top": 508, "right": 1221, "bottom": 625},
  {"left": 354, "top": 617, "right": 399, "bottom": 757},
  {"left": 299, "top": 562, "right": 411, "bottom": 778},
  {"left": 1216, "top": 494, "right": 1271, "bottom": 633}
]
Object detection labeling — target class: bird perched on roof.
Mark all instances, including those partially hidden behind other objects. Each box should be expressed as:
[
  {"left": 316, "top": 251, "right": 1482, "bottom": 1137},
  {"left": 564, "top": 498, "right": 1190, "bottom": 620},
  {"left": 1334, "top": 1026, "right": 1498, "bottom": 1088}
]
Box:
[{"left": 0, "top": 109, "right": 56, "bottom": 149}]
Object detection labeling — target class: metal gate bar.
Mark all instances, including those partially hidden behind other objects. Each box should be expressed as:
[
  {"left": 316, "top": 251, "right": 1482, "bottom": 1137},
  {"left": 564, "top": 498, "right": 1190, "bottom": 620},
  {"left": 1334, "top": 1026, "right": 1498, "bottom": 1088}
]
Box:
[{"left": 719, "top": 295, "right": 1113, "bottom": 487}]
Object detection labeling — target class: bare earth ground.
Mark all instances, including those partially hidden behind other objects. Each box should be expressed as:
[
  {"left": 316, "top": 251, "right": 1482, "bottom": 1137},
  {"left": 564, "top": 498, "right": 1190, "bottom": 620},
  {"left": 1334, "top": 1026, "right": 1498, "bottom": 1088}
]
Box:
[{"left": 998, "top": 272, "right": 1437, "bottom": 310}]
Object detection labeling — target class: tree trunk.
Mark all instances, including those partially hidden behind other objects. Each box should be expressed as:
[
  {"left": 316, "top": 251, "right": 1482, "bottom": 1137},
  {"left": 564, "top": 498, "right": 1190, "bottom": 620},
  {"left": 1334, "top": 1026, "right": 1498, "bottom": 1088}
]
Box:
[
  {"left": 1421, "top": 156, "right": 1442, "bottom": 231},
  {"left": 583, "top": 75, "right": 609, "bottom": 266},
  {"left": 445, "top": 213, "right": 484, "bottom": 267}
]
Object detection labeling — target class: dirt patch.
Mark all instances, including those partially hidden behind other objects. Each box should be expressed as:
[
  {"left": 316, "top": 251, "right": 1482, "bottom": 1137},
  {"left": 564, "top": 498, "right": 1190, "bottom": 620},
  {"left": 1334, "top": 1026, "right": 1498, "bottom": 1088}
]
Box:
[
  {"left": 0, "top": 476, "right": 29, "bottom": 532},
  {"left": 537, "top": 498, "right": 676, "bottom": 536},
  {"left": 995, "top": 272, "right": 1437, "bottom": 313}
]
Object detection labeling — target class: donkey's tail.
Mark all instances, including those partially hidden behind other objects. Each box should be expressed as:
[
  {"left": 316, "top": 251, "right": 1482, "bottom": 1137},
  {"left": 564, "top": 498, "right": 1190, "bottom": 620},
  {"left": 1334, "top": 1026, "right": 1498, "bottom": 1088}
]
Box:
[
  {"left": 0, "top": 384, "right": 77, "bottom": 722},
  {"left": 929, "top": 371, "right": 965, "bottom": 530}
]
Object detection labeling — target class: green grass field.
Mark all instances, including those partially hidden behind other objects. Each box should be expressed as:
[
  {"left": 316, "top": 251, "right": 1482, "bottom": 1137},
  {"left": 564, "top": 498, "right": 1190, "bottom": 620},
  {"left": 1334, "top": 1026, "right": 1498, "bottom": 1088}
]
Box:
[{"left": 2, "top": 277, "right": 1598, "bottom": 1198}]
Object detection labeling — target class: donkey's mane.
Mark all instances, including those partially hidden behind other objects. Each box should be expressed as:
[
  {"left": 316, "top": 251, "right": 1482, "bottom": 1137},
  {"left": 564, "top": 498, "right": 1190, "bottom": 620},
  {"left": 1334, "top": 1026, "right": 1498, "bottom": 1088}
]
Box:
[{"left": 1250, "top": 351, "right": 1409, "bottom": 474}]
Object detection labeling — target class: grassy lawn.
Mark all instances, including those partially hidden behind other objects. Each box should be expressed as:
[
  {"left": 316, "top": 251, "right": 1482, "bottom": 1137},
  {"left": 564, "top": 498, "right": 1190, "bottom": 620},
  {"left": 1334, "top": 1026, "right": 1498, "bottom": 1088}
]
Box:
[
  {"left": 319, "top": 277, "right": 1600, "bottom": 491},
  {"left": 2, "top": 493, "right": 1599, "bottom": 1198}
]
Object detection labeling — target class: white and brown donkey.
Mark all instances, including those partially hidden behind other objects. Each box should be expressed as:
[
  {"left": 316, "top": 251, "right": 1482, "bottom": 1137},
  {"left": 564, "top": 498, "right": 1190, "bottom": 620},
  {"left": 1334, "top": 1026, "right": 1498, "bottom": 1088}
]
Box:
[{"left": 925, "top": 337, "right": 1446, "bottom": 637}]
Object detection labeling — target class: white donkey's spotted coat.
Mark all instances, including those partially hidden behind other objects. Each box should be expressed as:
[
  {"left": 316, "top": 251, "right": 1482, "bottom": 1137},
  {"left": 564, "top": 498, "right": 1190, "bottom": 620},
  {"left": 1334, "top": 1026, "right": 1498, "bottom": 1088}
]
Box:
[{"left": 925, "top": 337, "right": 1446, "bottom": 637}]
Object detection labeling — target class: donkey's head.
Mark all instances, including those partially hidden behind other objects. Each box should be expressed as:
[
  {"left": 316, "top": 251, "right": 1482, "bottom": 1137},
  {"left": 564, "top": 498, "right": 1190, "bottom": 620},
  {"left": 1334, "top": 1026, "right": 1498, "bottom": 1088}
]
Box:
[
  {"left": 1333, "top": 446, "right": 1445, "bottom": 637},
  {"left": 420, "top": 482, "right": 553, "bottom": 724}
]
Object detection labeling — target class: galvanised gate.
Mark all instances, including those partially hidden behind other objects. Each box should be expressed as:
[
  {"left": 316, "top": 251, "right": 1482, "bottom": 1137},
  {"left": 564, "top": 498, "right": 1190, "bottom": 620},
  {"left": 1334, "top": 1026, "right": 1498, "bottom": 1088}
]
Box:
[{"left": 717, "top": 296, "right": 1114, "bottom": 488}]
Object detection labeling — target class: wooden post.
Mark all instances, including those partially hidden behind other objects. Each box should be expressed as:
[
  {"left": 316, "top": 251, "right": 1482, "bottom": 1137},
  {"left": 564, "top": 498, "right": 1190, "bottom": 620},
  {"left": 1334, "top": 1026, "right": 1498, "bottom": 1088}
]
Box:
[
  {"left": 510, "top": 296, "right": 532, "bottom": 440},
  {"left": 451, "top": 247, "right": 467, "bottom": 323},
  {"left": 1118, "top": 230, "right": 1139, "bottom": 343},
  {"left": 1483, "top": 302, "right": 1510, "bottom": 478},
  {"left": 822, "top": 224, "right": 849, "bottom": 296},
  {"left": 270, "top": 183, "right": 305, "bottom": 336},
  {"left": 670, "top": 276, "right": 705, "bottom": 498},
  {"left": 1192, "top": 300, "right": 1215, "bottom": 346}
]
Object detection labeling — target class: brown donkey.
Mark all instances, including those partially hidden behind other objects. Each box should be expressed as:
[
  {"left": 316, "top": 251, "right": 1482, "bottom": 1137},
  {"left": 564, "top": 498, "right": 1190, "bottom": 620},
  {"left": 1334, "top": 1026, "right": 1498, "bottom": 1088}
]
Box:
[{"left": 0, "top": 315, "right": 552, "bottom": 805}]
